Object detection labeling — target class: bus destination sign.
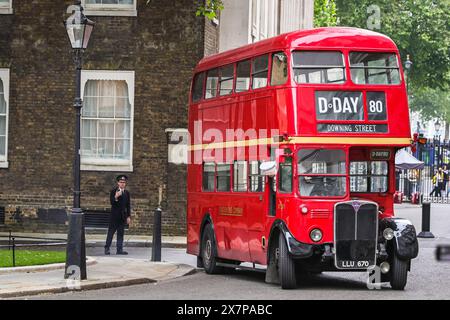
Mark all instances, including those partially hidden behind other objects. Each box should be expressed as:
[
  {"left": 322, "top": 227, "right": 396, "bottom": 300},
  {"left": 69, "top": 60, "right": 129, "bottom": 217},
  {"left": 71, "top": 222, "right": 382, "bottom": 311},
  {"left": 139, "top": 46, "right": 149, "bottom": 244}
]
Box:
[
  {"left": 315, "top": 91, "right": 387, "bottom": 121},
  {"left": 370, "top": 149, "right": 391, "bottom": 160},
  {"left": 317, "top": 124, "right": 388, "bottom": 134}
]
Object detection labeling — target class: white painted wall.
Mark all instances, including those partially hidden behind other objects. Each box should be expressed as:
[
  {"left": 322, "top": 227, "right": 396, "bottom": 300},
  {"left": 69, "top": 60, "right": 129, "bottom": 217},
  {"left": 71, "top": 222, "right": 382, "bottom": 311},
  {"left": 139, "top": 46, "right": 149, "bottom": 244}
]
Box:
[{"left": 220, "top": 0, "right": 314, "bottom": 52}]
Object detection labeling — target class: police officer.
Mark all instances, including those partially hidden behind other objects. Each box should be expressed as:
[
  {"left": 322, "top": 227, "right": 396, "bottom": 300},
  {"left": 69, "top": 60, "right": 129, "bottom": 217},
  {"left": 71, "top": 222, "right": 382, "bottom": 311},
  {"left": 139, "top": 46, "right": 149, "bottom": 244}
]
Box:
[{"left": 105, "top": 175, "right": 131, "bottom": 255}]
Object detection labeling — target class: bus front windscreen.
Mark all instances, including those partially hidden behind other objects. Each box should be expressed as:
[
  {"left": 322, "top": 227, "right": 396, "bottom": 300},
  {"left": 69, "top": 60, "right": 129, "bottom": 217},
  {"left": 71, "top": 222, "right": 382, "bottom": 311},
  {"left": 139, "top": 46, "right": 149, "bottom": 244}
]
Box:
[{"left": 298, "top": 149, "right": 347, "bottom": 197}]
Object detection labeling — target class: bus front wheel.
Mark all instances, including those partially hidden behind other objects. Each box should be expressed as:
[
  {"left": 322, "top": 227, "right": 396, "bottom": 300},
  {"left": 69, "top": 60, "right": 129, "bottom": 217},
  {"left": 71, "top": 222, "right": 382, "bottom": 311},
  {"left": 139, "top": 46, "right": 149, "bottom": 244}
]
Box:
[
  {"left": 201, "top": 224, "right": 223, "bottom": 274},
  {"left": 390, "top": 253, "right": 409, "bottom": 290},
  {"left": 278, "top": 233, "right": 297, "bottom": 289}
]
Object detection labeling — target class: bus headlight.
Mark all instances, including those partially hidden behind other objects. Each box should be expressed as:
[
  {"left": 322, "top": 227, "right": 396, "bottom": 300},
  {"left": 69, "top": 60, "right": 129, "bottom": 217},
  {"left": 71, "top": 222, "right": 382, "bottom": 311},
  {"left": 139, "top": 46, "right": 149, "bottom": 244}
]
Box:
[
  {"left": 380, "top": 262, "right": 390, "bottom": 274},
  {"left": 310, "top": 229, "right": 323, "bottom": 242},
  {"left": 383, "top": 228, "right": 394, "bottom": 241}
]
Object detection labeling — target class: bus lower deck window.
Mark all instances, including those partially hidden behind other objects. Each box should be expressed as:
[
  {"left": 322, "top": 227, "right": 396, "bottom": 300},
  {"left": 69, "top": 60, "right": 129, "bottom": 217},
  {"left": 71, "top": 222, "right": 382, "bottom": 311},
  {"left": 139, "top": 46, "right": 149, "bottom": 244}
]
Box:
[{"left": 350, "top": 161, "right": 388, "bottom": 192}]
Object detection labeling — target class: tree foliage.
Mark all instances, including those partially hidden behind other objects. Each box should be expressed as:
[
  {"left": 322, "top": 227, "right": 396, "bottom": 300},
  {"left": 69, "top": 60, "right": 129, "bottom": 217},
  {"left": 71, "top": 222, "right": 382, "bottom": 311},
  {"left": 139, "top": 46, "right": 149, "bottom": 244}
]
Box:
[
  {"left": 195, "top": 0, "right": 224, "bottom": 20},
  {"left": 314, "top": 0, "right": 337, "bottom": 27},
  {"left": 335, "top": 0, "right": 450, "bottom": 91}
]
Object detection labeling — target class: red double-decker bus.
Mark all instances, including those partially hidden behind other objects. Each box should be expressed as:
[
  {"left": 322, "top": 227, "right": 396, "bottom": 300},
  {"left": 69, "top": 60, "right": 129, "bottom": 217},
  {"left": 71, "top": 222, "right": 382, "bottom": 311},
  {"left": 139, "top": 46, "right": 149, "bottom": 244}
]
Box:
[{"left": 186, "top": 27, "right": 418, "bottom": 290}]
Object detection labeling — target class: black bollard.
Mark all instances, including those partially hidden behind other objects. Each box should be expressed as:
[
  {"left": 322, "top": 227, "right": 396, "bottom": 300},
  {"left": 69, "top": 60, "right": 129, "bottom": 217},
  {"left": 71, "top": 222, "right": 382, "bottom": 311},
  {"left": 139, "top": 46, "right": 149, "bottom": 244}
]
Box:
[
  {"left": 151, "top": 207, "right": 162, "bottom": 262},
  {"left": 418, "top": 202, "right": 435, "bottom": 238}
]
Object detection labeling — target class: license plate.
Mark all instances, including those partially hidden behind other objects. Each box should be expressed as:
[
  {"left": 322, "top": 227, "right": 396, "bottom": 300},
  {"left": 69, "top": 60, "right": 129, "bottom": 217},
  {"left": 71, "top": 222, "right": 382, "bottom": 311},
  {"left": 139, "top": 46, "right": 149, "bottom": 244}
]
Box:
[{"left": 337, "top": 260, "right": 373, "bottom": 269}]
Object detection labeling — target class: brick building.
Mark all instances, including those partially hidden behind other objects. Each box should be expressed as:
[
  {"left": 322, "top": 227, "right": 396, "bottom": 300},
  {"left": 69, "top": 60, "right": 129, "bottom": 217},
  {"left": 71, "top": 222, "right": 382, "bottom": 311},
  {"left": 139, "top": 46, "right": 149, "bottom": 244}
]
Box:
[{"left": 0, "top": 0, "right": 219, "bottom": 235}]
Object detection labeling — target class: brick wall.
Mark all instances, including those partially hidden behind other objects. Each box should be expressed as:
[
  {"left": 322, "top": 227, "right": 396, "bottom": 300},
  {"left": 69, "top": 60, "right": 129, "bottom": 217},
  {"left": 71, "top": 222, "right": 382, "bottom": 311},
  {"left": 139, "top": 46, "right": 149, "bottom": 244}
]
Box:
[{"left": 0, "top": 0, "right": 219, "bottom": 235}]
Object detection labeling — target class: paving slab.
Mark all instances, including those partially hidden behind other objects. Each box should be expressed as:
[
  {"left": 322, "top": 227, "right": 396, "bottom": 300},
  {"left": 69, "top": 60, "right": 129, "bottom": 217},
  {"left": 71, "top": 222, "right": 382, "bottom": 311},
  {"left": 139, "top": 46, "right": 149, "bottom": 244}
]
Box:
[{"left": 0, "top": 257, "right": 195, "bottom": 299}]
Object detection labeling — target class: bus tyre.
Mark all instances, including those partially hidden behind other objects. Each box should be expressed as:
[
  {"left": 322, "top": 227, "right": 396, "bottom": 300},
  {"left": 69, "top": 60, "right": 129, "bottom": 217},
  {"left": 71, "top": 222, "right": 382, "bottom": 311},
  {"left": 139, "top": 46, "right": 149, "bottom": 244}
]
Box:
[
  {"left": 278, "top": 233, "right": 297, "bottom": 289},
  {"left": 201, "top": 224, "right": 223, "bottom": 274},
  {"left": 390, "top": 253, "right": 408, "bottom": 290}
]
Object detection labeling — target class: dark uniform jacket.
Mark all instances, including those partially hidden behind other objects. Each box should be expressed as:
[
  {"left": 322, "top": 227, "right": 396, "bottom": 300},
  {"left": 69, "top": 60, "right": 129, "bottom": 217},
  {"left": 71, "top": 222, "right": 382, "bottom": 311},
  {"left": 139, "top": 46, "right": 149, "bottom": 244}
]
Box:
[{"left": 110, "top": 188, "right": 131, "bottom": 224}]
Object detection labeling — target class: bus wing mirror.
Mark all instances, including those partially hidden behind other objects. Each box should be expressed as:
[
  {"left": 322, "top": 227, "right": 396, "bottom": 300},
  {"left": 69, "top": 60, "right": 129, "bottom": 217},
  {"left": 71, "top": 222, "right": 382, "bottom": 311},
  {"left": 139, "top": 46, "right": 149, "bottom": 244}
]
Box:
[{"left": 260, "top": 161, "right": 277, "bottom": 177}]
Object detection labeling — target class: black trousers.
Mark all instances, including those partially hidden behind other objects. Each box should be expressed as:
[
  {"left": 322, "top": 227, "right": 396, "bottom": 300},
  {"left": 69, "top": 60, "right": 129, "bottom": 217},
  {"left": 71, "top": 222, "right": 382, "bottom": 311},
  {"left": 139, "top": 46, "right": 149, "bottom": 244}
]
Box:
[{"left": 105, "top": 219, "right": 125, "bottom": 252}]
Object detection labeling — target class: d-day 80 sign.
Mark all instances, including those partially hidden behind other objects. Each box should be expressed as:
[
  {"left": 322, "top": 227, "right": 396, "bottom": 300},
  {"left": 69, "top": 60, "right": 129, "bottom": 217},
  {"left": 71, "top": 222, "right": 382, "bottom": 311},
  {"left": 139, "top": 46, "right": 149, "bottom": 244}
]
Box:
[{"left": 315, "top": 91, "right": 387, "bottom": 121}]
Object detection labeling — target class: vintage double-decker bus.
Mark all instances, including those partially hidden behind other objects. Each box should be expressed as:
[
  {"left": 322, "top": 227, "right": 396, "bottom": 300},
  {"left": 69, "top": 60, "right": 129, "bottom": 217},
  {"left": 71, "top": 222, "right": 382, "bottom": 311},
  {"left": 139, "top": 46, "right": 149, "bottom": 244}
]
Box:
[{"left": 186, "top": 27, "right": 419, "bottom": 290}]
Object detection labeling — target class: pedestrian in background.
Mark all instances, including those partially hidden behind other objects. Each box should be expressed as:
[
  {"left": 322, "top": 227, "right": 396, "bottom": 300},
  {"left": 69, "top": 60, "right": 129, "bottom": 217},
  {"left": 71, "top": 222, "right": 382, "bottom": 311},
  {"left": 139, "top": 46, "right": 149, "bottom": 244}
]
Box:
[
  {"left": 105, "top": 175, "right": 131, "bottom": 255},
  {"left": 442, "top": 164, "right": 449, "bottom": 197},
  {"left": 430, "top": 168, "right": 444, "bottom": 198}
]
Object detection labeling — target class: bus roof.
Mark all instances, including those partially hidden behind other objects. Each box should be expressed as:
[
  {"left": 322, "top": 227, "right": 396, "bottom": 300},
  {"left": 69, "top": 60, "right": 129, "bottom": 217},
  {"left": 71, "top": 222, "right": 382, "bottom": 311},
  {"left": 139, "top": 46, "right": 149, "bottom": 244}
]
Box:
[{"left": 196, "top": 27, "right": 399, "bottom": 72}]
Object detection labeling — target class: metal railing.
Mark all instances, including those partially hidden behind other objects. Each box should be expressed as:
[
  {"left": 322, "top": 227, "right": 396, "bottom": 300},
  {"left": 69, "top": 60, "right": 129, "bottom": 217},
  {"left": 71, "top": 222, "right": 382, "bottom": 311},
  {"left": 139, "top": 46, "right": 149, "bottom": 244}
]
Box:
[{"left": 0, "top": 231, "right": 67, "bottom": 267}]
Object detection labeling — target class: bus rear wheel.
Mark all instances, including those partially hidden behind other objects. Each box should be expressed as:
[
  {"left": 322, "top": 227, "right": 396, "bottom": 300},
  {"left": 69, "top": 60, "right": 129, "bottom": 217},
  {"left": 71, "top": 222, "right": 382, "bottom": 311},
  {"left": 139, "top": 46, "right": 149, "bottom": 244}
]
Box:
[
  {"left": 201, "top": 224, "right": 223, "bottom": 274},
  {"left": 390, "top": 253, "right": 409, "bottom": 290},
  {"left": 278, "top": 233, "right": 297, "bottom": 289}
]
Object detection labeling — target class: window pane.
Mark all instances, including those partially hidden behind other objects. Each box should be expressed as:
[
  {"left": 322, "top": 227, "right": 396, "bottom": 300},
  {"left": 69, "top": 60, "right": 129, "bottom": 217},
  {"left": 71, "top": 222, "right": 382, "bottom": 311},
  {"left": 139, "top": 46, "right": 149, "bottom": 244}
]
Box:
[
  {"left": 81, "top": 138, "right": 97, "bottom": 156},
  {"left": 271, "top": 52, "right": 288, "bottom": 86},
  {"left": 205, "top": 69, "right": 219, "bottom": 99},
  {"left": 350, "top": 52, "right": 400, "bottom": 85},
  {"left": 371, "top": 177, "right": 388, "bottom": 192},
  {"left": 236, "top": 60, "right": 251, "bottom": 92},
  {"left": 203, "top": 163, "right": 215, "bottom": 191},
  {"left": 97, "top": 139, "right": 114, "bottom": 157},
  {"left": 192, "top": 72, "right": 205, "bottom": 102},
  {"left": 115, "top": 81, "right": 131, "bottom": 118},
  {"left": 371, "top": 161, "right": 388, "bottom": 175},
  {"left": 233, "top": 161, "right": 247, "bottom": 192},
  {"left": 216, "top": 164, "right": 230, "bottom": 191},
  {"left": 293, "top": 51, "right": 344, "bottom": 67},
  {"left": 350, "top": 176, "right": 368, "bottom": 192},
  {"left": 115, "top": 120, "right": 130, "bottom": 139},
  {"left": 114, "top": 139, "right": 130, "bottom": 159},
  {"left": 0, "top": 136, "right": 6, "bottom": 156},
  {"left": 294, "top": 68, "right": 345, "bottom": 84},
  {"left": 0, "top": 79, "right": 5, "bottom": 114},
  {"left": 299, "top": 176, "right": 346, "bottom": 197},
  {"left": 350, "top": 52, "right": 398, "bottom": 67},
  {"left": 350, "top": 162, "right": 368, "bottom": 175},
  {"left": 279, "top": 158, "right": 293, "bottom": 192},
  {"left": 219, "top": 64, "right": 234, "bottom": 96},
  {"left": 298, "top": 149, "right": 346, "bottom": 174},
  {"left": 98, "top": 120, "right": 114, "bottom": 138},
  {"left": 249, "top": 161, "right": 265, "bottom": 192},
  {"left": 252, "top": 55, "right": 269, "bottom": 89},
  {"left": 82, "top": 119, "right": 97, "bottom": 138}
]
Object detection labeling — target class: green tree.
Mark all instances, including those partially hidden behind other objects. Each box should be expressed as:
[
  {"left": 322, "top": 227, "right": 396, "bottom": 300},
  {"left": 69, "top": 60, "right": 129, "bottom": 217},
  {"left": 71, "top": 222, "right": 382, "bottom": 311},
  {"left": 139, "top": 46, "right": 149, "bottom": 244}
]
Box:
[
  {"left": 335, "top": 0, "right": 450, "bottom": 91},
  {"left": 196, "top": 0, "right": 224, "bottom": 20},
  {"left": 314, "top": 0, "right": 337, "bottom": 27}
]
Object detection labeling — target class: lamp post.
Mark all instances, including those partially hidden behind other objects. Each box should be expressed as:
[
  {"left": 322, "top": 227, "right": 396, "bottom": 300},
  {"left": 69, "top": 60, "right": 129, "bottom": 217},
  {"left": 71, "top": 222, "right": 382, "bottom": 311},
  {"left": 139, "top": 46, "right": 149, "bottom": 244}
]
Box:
[
  {"left": 63, "top": 1, "right": 94, "bottom": 280},
  {"left": 404, "top": 54, "right": 413, "bottom": 93}
]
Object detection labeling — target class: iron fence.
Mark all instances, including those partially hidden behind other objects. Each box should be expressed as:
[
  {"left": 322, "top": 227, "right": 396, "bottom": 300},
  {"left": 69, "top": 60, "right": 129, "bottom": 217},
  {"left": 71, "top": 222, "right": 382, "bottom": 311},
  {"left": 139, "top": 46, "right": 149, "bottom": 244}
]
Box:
[{"left": 397, "top": 139, "right": 450, "bottom": 203}]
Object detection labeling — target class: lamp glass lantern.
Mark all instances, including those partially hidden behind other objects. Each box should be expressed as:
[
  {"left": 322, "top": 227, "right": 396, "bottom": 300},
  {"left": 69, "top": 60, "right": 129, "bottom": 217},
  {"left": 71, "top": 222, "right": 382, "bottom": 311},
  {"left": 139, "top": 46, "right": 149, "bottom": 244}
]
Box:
[
  {"left": 435, "top": 120, "right": 441, "bottom": 134},
  {"left": 64, "top": 4, "right": 95, "bottom": 50}
]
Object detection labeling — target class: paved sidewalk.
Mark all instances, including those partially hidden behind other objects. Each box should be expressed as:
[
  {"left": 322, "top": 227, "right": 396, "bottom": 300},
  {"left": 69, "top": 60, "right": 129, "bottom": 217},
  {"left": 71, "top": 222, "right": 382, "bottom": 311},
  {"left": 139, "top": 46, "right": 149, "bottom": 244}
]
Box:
[
  {"left": 0, "top": 232, "right": 187, "bottom": 248},
  {"left": 0, "top": 256, "right": 196, "bottom": 299}
]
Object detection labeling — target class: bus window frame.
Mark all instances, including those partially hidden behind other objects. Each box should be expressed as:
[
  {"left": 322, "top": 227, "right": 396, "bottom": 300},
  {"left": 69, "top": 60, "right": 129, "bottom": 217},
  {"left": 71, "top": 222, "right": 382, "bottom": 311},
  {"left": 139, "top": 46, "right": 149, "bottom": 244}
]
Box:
[
  {"left": 348, "top": 51, "right": 403, "bottom": 86},
  {"left": 350, "top": 160, "right": 389, "bottom": 193},
  {"left": 219, "top": 63, "right": 236, "bottom": 97},
  {"left": 291, "top": 50, "right": 347, "bottom": 86},
  {"left": 251, "top": 54, "right": 270, "bottom": 90},
  {"left": 296, "top": 147, "right": 349, "bottom": 199}
]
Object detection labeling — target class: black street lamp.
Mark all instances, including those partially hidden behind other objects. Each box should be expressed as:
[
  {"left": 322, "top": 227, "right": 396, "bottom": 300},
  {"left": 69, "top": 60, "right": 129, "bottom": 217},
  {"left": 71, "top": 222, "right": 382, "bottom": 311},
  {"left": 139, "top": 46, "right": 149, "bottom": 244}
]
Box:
[
  {"left": 63, "top": 1, "right": 94, "bottom": 280},
  {"left": 404, "top": 54, "right": 413, "bottom": 94}
]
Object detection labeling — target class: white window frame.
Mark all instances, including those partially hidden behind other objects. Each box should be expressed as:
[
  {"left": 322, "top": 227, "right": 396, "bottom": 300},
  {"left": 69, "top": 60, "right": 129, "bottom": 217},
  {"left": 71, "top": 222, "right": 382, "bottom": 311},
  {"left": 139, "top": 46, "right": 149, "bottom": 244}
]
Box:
[
  {"left": 81, "top": 0, "right": 137, "bottom": 17},
  {"left": 0, "top": 69, "right": 9, "bottom": 168},
  {"left": 0, "top": 0, "right": 13, "bottom": 15},
  {"left": 80, "top": 70, "right": 135, "bottom": 172}
]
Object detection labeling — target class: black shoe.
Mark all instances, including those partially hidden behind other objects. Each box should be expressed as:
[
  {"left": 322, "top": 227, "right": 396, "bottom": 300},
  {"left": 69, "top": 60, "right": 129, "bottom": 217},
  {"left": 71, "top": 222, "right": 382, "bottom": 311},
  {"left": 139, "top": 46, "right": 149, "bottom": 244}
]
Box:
[
  {"left": 116, "top": 251, "right": 128, "bottom": 255},
  {"left": 104, "top": 248, "right": 111, "bottom": 255}
]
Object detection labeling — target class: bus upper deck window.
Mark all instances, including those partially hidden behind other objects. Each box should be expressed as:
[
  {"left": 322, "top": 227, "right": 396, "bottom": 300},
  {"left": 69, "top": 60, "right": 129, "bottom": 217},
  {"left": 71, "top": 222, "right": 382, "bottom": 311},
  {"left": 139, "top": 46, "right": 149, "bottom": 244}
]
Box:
[
  {"left": 192, "top": 72, "right": 205, "bottom": 102},
  {"left": 252, "top": 54, "right": 269, "bottom": 89},
  {"left": 219, "top": 64, "right": 234, "bottom": 96},
  {"left": 293, "top": 51, "right": 345, "bottom": 84},
  {"left": 205, "top": 68, "right": 219, "bottom": 99},
  {"left": 350, "top": 52, "right": 400, "bottom": 85},
  {"left": 236, "top": 60, "right": 251, "bottom": 93},
  {"left": 271, "top": 52, "right": 288, "bottom": 86}
]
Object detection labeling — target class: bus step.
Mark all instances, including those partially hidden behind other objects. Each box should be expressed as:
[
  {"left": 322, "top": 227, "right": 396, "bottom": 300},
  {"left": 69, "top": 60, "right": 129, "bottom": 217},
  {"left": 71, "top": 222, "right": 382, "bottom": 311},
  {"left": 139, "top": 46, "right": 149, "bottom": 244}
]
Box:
[{"left": 217, "top": 262, "right": 267, "bottom": 273}]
